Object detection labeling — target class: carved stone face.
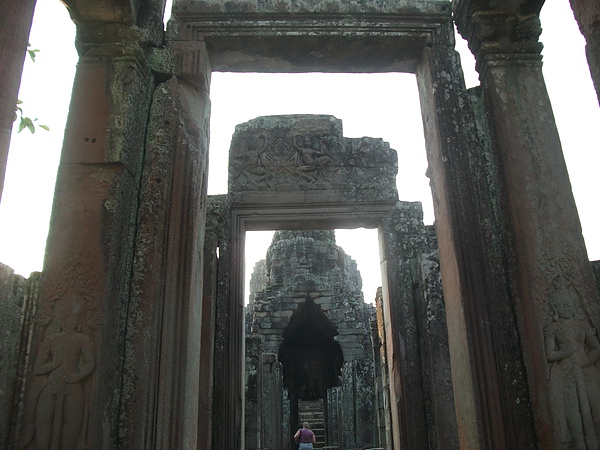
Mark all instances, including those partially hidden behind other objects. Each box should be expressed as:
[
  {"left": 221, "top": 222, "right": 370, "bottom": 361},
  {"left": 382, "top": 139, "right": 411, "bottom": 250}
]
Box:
[
  {"left": 554, "top": 297, "right": 575, "bottom": 320},
  {"left": 59, "top": 311, "right": 80, "bottom": 332},
  {"left": 57, "top": 299, "right": 83, "bottom": 332},
  {"left": 549, "top": 282, "right": 577, "bottom": 320},
  {"left": 550, "top": 276, "right": 578, "bottom": 319}
]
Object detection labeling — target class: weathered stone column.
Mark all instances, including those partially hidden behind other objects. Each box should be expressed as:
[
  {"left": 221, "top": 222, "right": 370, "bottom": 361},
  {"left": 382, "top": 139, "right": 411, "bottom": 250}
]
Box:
[
  {"left": 115, "top": 6, "right": 212, "bottom": 442},
  {"left": 372, "top": 289, "right": 393, "bottom": 449},
  {"left": 569, "top": 0, "right": 600, "bottom": 104},
  {"left": 260, "top": 352, "right": 283, "bottom": 449},
  {"left": 245, "top": 334, "right": 262, "bottom": 449},
  {"left": 0, "top": 0, "right": 36, "bottom": 200},
  {"left": 416, "top": 18, "right": 537, "bottom": 449},
  {"left": 198, "top": 198, "right": 221, "bottom": 449},
  {"left": 418, "top": 226, "right": 458, "bottom": 450},
  {"left": 456, "top": 2, "right": 600, "bottom": 447},
  {"left": 205, "top": 195, "right": 245, "bottom": 449},
  {"left": 16, "top": 1, "right": 164, "bottom": 448},
  {"left": 119, "top": 65, "right": 210, "bottom": 450},
  {"left": 378, "top": 201, "right": 450, "bottom": 450}
]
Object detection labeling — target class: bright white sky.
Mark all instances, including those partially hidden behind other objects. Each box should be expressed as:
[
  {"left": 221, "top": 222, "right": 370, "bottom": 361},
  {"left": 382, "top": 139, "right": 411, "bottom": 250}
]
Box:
[{"left": 0, "top": 1, "right": 598, "bottom": 304}]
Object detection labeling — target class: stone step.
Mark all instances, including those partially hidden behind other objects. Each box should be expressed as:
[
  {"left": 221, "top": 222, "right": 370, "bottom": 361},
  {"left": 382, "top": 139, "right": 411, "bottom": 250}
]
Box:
[{"left": 298, "top": 399, "right": 326, "bottom": 448}]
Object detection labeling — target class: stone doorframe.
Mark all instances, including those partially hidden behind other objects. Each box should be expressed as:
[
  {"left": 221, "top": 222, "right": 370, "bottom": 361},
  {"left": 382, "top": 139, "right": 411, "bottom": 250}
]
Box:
[
  {"left": 219, "top": 203, "right": 458, "bottom": 450},
  {"left": 178, "top": 2, "right": 514, "bottom": 448},
  {"left": 205, "top": 113, "right": 406, "bottom": 448},
  {"left": 178, "top": 1, "right": 598, "bottom": 448}
]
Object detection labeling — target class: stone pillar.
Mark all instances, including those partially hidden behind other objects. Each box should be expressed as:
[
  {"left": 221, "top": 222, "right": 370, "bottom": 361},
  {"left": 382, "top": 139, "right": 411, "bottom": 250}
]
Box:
[
  {"left": 372, "top": 289, "right": 392, "bottom": 449},
  {"left": 260, "top": 352, "right": 283, "bottom": 449},
  {"left": 198, "top": 199, "right": 220, "bottom": 449},
  {"left": 81, "top": 1, "right": 209, "bottom": 446},
  {"left": 16, "top": 1, "right": 168, "bottom": 448},
  {"left": 206, "top": 195, "right": 245, "bottom": 449},
  {"left": 456, "top": 2, "right": 600, "bottom": 447},
  {"left": 418, "top": 226, "right": 458, "bottom": 450},
  {"left": 0, "top": 0, "right": 36, "bottom": 200},
  {"left": 245, "top": 335, "right": 262, "bottom": 449},
  {"left": 378, "top": 201, "right": 430, "bottom": 450},
  {"left": 120, "top": 70, "right": 210, "bottom": 449},
  {"left": 416, "top": 18, "right": 537, "bottom": 448},
  {"left": 569, "top": 0, "right": 600, "bottom": 104}
]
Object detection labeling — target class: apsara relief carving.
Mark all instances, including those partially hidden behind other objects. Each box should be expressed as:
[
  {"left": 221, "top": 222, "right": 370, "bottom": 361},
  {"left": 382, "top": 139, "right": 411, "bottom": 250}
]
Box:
[
  {"left": 538, "top": 244, "right": 600, "bottom": 449},
  {"left": 230, "top": 130, "right": 337, "bottom": 189},
  {"left": 544, "top": 274, "right": 600, "bottom": 449},
  {"left": 22, "top": 253, "right": 100, "bottom": 450},
  {"left": 228, "top": 115, "right": 397, "bottom": 198}
]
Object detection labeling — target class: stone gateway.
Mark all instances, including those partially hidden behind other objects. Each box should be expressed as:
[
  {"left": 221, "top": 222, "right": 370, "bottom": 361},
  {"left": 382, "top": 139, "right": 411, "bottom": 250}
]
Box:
[{"left": 1, "top": 0, "right": 600, "bottom": 449}]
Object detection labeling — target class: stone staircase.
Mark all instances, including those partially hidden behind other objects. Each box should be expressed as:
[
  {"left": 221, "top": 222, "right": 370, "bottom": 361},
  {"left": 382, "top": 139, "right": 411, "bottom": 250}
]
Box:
[{"left": 298, "top": 399, "right": 325, "bottom": 448}]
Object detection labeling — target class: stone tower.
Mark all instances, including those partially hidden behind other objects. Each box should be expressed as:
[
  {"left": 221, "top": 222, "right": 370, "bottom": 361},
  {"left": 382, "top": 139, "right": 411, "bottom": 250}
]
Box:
[{"left": 245, "top": 230, "right": 376, "bottom": 450}]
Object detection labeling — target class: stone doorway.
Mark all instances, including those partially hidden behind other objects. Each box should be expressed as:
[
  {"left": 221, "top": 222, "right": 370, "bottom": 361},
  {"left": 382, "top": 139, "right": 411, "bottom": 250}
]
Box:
[
  {"left": 245, "top": 228, "right": 380, "bottom": 449},
  {"left": 279, "top": 298, "right": 344, "bottom": 448},
  {"left": 207, "top": 114, "right": 456, "bottom": 449},
  {"left": 279, "top": 298, "right": 344, "bottom": 400}
]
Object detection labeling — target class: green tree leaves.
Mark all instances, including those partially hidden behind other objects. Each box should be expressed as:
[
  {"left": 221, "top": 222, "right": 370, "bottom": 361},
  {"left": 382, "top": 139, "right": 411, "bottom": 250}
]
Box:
[{"left": 14, "top": 43, "right": 49, "bottom": 134}]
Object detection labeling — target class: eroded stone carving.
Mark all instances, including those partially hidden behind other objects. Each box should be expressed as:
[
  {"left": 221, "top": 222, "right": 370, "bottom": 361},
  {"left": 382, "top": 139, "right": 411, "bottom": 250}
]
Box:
[
  {"left": 28, "top": 301, "right": 95, "bottom": 449},
  {"left": 230, "top": 128, "right": 338, "bottom": 189},
  {"left": 21, "top": 254, "right": 100, "bottom": 450},
  {"left": 228, "top": 115, "right": 397, "bottom": 204},
  {"left": 544, "top": 275, "right": 600, "bottom": 449}
]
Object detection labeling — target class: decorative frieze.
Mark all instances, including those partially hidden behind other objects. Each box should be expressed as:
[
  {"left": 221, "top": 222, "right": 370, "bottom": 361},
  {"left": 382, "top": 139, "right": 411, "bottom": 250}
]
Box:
[{"left": 229, "top": 115, "right": 398, "bottom": 206}]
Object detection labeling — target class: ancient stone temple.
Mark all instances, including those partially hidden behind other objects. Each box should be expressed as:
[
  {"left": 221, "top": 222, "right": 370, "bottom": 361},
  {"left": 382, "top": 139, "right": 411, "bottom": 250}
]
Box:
[
  {"left": 1, "top": 0, "right": 600, "bottom": 449},
  {"left": 245, "top": 230, "right": 377, "bottom": 449},
  {"left": 207, "top": 113, "right": 456, "bottom": 449}
]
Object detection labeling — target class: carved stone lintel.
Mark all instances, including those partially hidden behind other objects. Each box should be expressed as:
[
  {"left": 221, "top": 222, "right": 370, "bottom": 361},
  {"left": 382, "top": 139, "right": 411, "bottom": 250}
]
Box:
[{"left": 228, "top": 115, "right": 398, "bottom": 206}]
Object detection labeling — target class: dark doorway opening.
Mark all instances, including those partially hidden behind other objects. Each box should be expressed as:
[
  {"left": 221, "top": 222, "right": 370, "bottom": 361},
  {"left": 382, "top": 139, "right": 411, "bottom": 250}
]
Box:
[{"left": 278, "top": 298, "right": 344, "bottom": 447}]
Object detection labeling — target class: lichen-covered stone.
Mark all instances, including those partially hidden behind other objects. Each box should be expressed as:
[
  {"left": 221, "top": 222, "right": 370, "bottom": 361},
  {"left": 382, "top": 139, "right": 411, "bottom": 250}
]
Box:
[{"left": 173, "top": 0, "right": 447, "bottom": 16}]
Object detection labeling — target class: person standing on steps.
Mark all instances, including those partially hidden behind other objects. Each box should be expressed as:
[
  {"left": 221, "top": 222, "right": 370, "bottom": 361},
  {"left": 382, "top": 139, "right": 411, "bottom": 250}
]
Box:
[{"left": 294, "top": 422, "right": 317, "bottom": 449}]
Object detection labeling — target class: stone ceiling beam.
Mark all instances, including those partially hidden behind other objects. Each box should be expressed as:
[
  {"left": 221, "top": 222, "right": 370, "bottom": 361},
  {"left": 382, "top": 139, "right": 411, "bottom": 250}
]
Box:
[{"left": 168, "top": 0, "right": 451, "bottom": 73}]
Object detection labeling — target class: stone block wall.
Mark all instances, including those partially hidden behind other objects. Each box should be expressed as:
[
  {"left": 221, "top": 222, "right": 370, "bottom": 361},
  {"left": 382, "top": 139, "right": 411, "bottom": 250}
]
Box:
[{"left": 0, "top": 264, "right": 40, "bottom": 448}]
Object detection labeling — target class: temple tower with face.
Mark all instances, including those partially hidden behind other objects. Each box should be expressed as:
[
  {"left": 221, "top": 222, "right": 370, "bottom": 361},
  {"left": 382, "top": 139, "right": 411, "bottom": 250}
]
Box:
[{"left": 245, "top": 230, "right": 377, "bottom": 450}]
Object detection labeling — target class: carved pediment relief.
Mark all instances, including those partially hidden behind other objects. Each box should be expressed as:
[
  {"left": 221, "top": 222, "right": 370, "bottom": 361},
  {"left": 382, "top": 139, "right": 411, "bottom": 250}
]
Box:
[{"left": 228, "top": 115, "right": 398, "bottom": 206}]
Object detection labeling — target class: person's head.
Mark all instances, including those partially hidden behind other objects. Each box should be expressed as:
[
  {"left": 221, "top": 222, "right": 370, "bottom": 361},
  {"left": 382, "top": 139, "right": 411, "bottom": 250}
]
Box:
[{"left": 303, "top": 422, "right": 310, "bottom": 429}]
